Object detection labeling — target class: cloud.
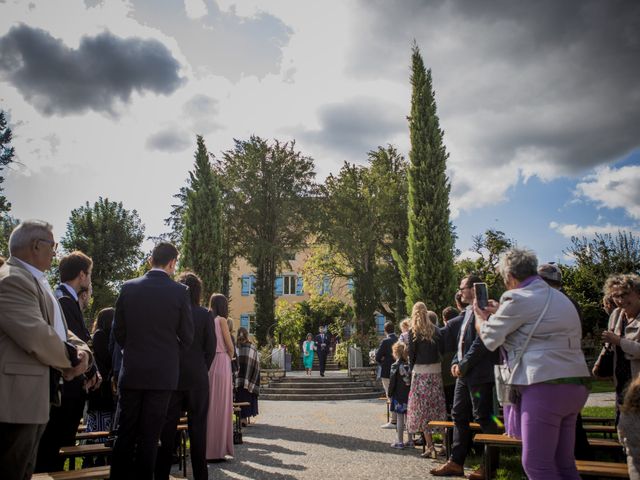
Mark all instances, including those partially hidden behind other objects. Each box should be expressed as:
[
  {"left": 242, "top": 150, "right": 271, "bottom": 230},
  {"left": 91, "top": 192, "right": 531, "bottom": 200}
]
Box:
[
  {"left": 128, "top": 0, "right": 292, "bottom": 81},
  {"left": 294, "top": 96, "right": 406, "bottom": 161},
  {"left": 0, "top": 24, "right": 184, "bottom": 116},
  {"left": 146, "top": 127, "right": 191, "bottom": 152},
  {"left": 574, "top": 165, "right": 640, "bottom": 220},
  {"left": 348, "top": 0, "right": 640, "bottom": 212},
  {"left": 549, "top": 221, "right": 640, "bottom": 239}
]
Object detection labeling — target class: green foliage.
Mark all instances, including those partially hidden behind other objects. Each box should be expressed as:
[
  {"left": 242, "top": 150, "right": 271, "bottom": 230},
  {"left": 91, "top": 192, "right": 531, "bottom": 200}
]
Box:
[
  {"left": 274, "top": 300, "right": 307, "bottom": 368},
  {"left": 333, "top": 341, "right": 349, "bottom": 368},
  {"left": 455, "top": 229, "right": 514, "bottom": 300},
  {"left": 0, "top": 213, "right": 19, "bottom": 257},
  {"left": 61, "top": 197, "right": 145, "bottom": 315},
  {"left": 180, "top": 136, "right": 223, "bottom": 302},
  {"left": 402, "top": 43, "right": 455, "bottom": 313},
  {"left": 562, "top": 231, "right": 640, "bottom": 334},
  {"left": 220, "top": 137, "right": 317, "bottom": 344},
  {"left": 0, "top": 110, "right": 16, "bottom": 214},
  {"left": 258, "top": 344, "right": 280, "bottom": 370}
]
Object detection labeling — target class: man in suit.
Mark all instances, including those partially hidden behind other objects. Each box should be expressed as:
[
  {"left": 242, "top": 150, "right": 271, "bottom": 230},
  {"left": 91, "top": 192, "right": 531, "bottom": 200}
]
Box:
[
  {"left": 431, "top": 274, "right": 499, "bottom": 480},
  {"left": 376, "top": 321, "right": 398, "bottom": 428},
  {"left": 155, "top": 272, "right": 215, "bottom": 480},
  {"left": 35, "top": 251, "right": 101, "bottom": 472},
  {"left": 315, "top": 325, "right": 331, "bottom": 377},
  {"left": 0, "top": 220, "right": 92, "bottom": 480},
  {"left": 110, "top": 242, "right": 193, "bottom": 480}
]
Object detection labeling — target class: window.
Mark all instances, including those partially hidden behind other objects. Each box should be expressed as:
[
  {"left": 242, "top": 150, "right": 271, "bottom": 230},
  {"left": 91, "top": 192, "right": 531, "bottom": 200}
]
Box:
[
  {"left": 347, "top": 277, "right": 354, "bottom": 292},
  {"left": 240, "top": 313, "right": 256, "bottom": 335},
  {"left": 319, "top": 275, "right": 331, "bottom": 295},
  {"left": 375, "top": 313, "right": 386, "bottom": 335},
  {"left": 283, "top": 275, "right": 296, "bottom": 295},
  {"left": 241, "top": 275, "right": 256, "bottom": 296}
]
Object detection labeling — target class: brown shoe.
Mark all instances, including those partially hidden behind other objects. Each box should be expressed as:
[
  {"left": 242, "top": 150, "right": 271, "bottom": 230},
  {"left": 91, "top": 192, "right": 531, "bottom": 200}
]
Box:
[
  {"left": 467, "top": 466, "right": 492, "bottom": 480},
  {"left": 430, "top": 460, "right": 465, "bottom": 476}
]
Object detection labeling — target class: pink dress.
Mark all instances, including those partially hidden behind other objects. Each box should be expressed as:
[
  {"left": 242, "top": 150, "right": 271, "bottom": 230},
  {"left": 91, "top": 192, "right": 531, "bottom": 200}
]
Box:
[{"left": 205, "top": 316, "right": 234, "bottom": 459}]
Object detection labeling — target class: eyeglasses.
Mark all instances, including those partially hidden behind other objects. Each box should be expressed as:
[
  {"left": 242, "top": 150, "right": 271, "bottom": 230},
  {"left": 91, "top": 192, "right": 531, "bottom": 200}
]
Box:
[{"left": 37, "top": 238, "right": 58, "bottom": 253}]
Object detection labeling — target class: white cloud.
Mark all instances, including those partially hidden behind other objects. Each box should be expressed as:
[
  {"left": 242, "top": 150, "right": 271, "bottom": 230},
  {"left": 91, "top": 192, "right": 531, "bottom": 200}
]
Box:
[
  {"left": 549, "top": 221, "right": 640, "bottom": 239},
  {"left": 456, "top": 250, "right": 482, "bottom": 262},
  {"left": 574, "top": 165, "right": 640, "bottom": 220}
]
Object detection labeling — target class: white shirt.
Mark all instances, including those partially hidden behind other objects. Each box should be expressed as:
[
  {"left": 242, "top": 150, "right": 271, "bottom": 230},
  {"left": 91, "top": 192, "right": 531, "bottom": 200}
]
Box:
[
  {"left": 457, "top": 305, "right": 474, "bottom": 362},
  {"left": 58, "top": 282, "right": 78, "bottom": 302},
  {"left": 14, "top": 257, "right": 67, "bottom": 341}
]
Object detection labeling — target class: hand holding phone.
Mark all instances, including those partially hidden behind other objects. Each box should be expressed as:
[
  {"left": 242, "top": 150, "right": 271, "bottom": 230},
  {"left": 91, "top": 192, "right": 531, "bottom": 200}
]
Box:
[{"left": 474, "top": 282, "right": 489, "bottom": 309}]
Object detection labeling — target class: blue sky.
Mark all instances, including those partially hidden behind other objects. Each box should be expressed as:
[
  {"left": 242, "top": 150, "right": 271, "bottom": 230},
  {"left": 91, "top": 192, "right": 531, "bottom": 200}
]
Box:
[{"left": 1, "top": 0, "right": 639, "bottom": 265}]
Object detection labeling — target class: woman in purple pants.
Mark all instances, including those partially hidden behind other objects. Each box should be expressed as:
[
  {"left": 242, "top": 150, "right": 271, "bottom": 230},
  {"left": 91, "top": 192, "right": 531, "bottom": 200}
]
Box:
[{"left": 474, "top": 248, "right": 591, "bottom": 480}]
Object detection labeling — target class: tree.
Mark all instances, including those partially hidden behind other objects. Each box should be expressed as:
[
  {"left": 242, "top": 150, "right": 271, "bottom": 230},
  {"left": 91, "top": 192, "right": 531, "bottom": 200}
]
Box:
[
  {"left": 562, "top": 231, "right": 640, "bottom": 334},
  {"left": 400, "top": 43, "right": 455, "bottom": 313},
  {"left": 0, "top": 213, "right": 19, "bottom": 257},
  {"left": 180, "top": 136, "right": 223, "bottom": 302},
  {"left": 61, "top": 197, "right": 145, "bottom": 314},
  {"left": 0, "top": 110, "right": 16, "bottom": 214},
  {"left": 455, "top": 229, "right": 513, "bottom": 300},
  {"left": 220, "top": 137, "right": 317, "bottom": 344}
]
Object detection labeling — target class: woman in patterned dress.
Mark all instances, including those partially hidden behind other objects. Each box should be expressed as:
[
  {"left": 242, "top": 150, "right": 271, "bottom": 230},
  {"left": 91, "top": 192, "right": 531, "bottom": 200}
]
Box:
[{"left": 407, "top": 302, "right": 447, "bottom": 458}]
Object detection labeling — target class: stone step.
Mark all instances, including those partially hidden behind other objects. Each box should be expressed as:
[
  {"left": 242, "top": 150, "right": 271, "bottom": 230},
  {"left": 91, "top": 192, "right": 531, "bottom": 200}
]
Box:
[
  {"left": 262, "top": 386, "right": 378, "bottom": 395},
  {"left": 261, "top": 391, "right": 382, "bottom": 401},
  {"left": 277, "top": 377, "right": 354, "bottom": 383},
  {"left": 271, "top": 381, "right": 360, "bottom": 388}
]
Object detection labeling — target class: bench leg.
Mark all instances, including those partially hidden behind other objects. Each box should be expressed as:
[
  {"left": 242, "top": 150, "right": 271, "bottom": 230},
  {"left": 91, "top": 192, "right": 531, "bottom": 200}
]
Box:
[
  {"left": 445, "top": 427, "right": 452, "bottom": 460},
  {"left": 181, "top": 430, "right": 188, "bottom": 478},
  {"left": 483, "top": 445, "right": 492, "bottom": 480}
]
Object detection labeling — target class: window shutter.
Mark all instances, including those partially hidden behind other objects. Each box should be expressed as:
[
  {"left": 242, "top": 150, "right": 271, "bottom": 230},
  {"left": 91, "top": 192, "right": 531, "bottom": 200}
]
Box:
[
  {"left": 274, "top": 276, "right": 284, "bottom": 296},
  {"left": 296, "top": 276, "right": 304, "bottom": 295},
  {"left": 241, "top": 275, "right": 250, "bottom": 296},
  {"left": 249, "top": 275, "right": 256, "bottom": 294},
  {"left": 375, "top": 313, "right": 385, "bottom": 334},
  {"left": 240, "top": 314, "right": 249, "bottom": 329},
  {"left": 347, "top": 277, "right": 354, "bottom": 292},
  {"left": 322, "top": 275, "right": 331, "bottom": 295}
]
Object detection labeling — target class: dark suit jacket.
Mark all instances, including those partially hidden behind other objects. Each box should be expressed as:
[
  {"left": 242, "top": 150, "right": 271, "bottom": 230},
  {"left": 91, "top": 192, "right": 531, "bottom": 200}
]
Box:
[
  {"left": 177, "top": 305, "right": 215, "bottom": 391},
  {"left": 114, "top": 270, "right": 193, "bottom": 390},
  {"left": 451, "top": 310, "right": 499, "bottom": 385},
  {"left": 376, "top": 333, "right": 398, "bottom": 378},
  {"left": 314, "top": 333, "right": 331, "bottom": 357},
  {"left": 56, "top": 284, "right": 95, "bottom": 399}
]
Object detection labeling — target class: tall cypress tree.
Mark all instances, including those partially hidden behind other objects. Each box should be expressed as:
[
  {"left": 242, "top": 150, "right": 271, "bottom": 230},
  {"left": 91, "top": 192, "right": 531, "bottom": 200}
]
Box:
[
  {"left": 181, "top": 135, "right": 223, "bottom": 302},
  {"left": 402, "top": 43, "right": 455, "bottom": 312}
]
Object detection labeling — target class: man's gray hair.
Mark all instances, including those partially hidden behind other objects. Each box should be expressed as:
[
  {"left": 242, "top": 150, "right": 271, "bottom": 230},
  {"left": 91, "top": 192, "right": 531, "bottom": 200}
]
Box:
[
  {"left": 8, "top": 220, "right": 54, "bottom": 254},
  {"left": 498, "top": 248, "right": 538, "bottom": 282}
]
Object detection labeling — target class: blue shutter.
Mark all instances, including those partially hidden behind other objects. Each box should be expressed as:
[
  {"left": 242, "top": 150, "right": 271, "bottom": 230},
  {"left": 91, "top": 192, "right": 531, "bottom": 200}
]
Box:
[
  {"left": 375, "top": 313, "right": 385, "bottom": 334},
  {"left": 250, "top": 275, "right": 256, "bottom": 294},
  {"left": 241, "top": 275, "right": 250, "bottom": 296},
  {"left": 240, "top": 314, "right": 249, "bottom": 329},
  {"left": 274, "top": 276, "right": 284, "bottom": 296},
  {"left": 347, "top": 277, "right": 354, "bottom": 292},
  {"left": 322, "top": 275, "right": 331, "bottom": 295},
  {"left": 296, "top": 276, "right": 304, "bottom": 295}
]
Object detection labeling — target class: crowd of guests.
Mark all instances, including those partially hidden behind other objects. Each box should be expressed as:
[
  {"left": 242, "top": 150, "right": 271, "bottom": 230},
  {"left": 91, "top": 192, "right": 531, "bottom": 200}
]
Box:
[
  {"left": 0, "top": 220, "right": 260, "bottom": 480},
  {"left": 376, "top": 248, "right": 640, "bottom": 480}
]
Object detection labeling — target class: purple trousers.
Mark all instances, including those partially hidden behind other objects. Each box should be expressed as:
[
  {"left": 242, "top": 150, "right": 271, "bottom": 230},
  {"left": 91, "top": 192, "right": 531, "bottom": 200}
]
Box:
[{"left": 520, "top": 383, "right": 589, "bottom": 480}]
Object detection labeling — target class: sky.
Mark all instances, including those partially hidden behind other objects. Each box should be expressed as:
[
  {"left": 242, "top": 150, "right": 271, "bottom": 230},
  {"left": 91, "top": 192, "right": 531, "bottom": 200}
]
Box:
[{"left": 1, "top": 0, "right": 639, "bottom": 264}]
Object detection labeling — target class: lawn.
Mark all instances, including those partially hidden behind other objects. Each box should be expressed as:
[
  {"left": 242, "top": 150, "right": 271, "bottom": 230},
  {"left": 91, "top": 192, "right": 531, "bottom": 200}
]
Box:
[{"left": 590, "top": 379, "right": 615, "bottom": 394}]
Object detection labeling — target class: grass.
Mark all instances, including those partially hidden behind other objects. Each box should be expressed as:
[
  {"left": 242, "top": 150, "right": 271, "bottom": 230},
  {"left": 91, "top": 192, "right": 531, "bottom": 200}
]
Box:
[
  {"left": 590, "top": 379, "right": 615, "bottom": 394},
  {"left": 582, "top": 405, "right": 616, "bottom": 418}
]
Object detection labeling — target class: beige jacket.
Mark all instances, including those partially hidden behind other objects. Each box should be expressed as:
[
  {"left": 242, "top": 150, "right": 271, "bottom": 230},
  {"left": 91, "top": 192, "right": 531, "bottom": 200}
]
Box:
[
  {"left": 595, "top": 308, "right": 640, "bottom": 384},
  {"left": 0, "top": 257, "right": 92, "bottom": 424}
]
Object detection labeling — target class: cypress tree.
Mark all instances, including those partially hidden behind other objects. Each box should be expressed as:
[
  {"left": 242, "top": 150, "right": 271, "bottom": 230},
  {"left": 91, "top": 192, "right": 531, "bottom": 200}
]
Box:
[
  {"left": 181, "top": 135, "right": 223, "bottom": 302},
  {"left": 402, "top": 43, "right": 455, "bottom": 312}
]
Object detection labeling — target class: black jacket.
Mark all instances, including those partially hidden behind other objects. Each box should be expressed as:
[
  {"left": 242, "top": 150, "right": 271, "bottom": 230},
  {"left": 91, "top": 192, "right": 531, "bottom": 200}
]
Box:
[
  {"left": 177, "top": 305, "right": 216, "bottom": 391},
  {"left": 376, "top": 333, "right": 398, "bottom": 378},
  {"left": 88, "top": 327, "right": 114, "bottom": 411},
  {"left": 388, "top": 360, "right": 411, "bottom": 404},
  {"left": 408, "top": 329, "right": 444, "bottom": 367},
  {"left": 56, "top": 284, "right": 96, "bottom": 399},
  {"left": 450, "top": 309, "right": 499, "bottom": 385},
  {"left": 114, "top": 270, "right": 193, "bottom": 390}
]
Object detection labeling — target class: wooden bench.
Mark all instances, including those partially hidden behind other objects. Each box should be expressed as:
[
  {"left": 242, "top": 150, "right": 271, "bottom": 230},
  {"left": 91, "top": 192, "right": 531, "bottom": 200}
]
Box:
[
  {"left": 377, "top": 396, "right": 391, "bottom": 423},
  {"left": 32, "top": 465, "right": 111, "bottom": 480},
  {"left": 59, "top": 444, "right": 112, "bottom": 471},
  {"left": 75, "top": 431, "right": 110, "bottom": 441},
  {"left": 428, "top": 420, "right": 501, "bottom": 458},
  {"left": 583, "top": 424, "right": 617, "bottom": 438},
  {"left": 473, "top": 434, "right": 625, "bottom": 479},
  {"left": 582, "top": 416, "right": 616, "bottom": 426}
]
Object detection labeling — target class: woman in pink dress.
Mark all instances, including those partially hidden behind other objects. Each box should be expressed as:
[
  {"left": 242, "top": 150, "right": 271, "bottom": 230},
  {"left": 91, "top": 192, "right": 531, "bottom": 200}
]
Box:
[{"left": 205, "top": 293, "right": 235, "bottom": 461}]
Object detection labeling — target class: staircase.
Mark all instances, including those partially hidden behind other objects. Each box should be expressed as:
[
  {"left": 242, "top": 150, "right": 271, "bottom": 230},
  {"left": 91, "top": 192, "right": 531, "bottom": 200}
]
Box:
[
  {"left": 261, "top": 374, "right": 383, "bottom": 401},
  {"left": 310, "top": 351, "right": 340, "bottom": 371}
]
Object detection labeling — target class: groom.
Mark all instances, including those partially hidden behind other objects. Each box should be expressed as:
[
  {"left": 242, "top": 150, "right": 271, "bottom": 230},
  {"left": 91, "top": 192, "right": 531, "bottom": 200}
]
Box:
[{"left": 314, "top": 326, "right": 331, "bottom": 377}]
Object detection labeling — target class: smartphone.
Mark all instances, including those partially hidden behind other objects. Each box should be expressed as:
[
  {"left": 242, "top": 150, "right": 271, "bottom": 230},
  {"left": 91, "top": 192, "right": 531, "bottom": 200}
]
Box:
[{"left": 474, "top": 282, "right": 489, "bottom": 309}]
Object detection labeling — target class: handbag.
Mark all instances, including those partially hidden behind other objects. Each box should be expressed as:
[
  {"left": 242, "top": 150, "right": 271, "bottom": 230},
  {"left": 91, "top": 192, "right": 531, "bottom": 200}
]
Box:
[
  {"left": 594, "top": 346, "right": 614, "bottom": 378},
  {"left": 494, "top": 286, "right": 552, "bottom": 406}
]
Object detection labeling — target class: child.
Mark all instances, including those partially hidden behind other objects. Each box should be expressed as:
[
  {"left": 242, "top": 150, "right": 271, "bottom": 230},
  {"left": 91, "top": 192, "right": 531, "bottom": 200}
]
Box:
[
  {"left": 618, "top": 376, "right": 640, "bottom": 480},
  {"left": 399, "top": 318, "right": 411, "bottom": 344},
  {"left": 388, "top": 341, "right": 411, "bottom": 449}
]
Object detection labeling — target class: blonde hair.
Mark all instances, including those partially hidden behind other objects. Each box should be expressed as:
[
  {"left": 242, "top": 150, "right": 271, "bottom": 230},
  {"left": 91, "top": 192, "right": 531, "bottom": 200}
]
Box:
[
  {"left": 227, "top": 317, "right": 234, "bottom": 334},
  {"left": 399, "top": 318, "right": 410, "bottom": 332},
  {"left": 411, "top": 302, "right": 436, "bottom": 342},
  {"left": 392, "top": 341, "right": 408, "bottom": 362},
  {"left": 621, "top": 376, "right": 640, "bottom": 414}
]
